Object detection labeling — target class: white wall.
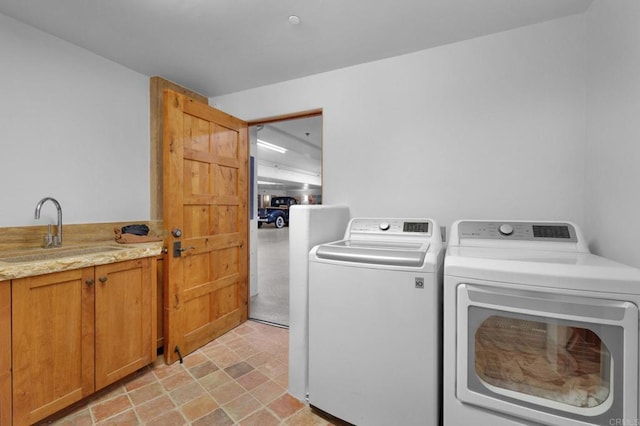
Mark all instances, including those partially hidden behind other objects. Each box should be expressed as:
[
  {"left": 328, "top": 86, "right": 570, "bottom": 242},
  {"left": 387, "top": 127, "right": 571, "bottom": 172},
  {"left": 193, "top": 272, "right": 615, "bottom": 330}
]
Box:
[
  {"left": 212, "top": 15, "right": 587, "bottom": 235},
  {"left": 0, "top": 13, "right": 150, "bottom": 227},
  {"left": 7, "top": 3, "right": 636, "bottom": 268},
  {"left": 585, "top": 1, "right": 640, "bottom": 268}
]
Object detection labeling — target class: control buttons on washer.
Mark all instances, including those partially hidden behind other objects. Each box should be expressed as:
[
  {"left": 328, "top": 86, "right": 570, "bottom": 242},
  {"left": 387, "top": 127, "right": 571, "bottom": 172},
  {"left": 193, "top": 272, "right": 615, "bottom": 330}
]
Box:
[
  {"left": 498, "top": 224, "right": 514, "bottom": 236},
  {"left": 379, "top": 222, "right": 390, "bottom": 231}
]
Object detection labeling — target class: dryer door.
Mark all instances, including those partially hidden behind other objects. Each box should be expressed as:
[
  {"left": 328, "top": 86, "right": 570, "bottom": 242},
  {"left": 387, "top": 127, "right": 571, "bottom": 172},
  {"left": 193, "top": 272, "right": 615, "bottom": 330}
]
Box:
[{"left": 456, "top": 284, "right": 638, "bottom": 426}]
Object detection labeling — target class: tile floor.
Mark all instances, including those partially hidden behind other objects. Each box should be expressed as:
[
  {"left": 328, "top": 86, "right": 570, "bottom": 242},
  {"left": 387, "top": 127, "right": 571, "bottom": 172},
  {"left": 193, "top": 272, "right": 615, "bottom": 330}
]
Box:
[{"left": 40, "top": 321, "right": 334, "bottom": 425}]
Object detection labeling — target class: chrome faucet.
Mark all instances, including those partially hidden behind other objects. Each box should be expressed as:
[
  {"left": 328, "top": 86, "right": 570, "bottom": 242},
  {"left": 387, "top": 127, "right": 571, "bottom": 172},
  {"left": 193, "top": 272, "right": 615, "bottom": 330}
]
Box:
[{"left": 34, "top": 197, "right": 63, "bottom": 248}]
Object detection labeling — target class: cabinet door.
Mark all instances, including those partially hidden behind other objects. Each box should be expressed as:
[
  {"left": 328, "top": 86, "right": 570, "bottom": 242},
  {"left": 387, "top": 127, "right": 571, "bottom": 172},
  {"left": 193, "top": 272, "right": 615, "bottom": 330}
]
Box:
[
  {"left": 12, "top": 268, "right": 95, "bottom": 425},
  {"left": 0, "top": 280, "right": 11, "bottom": 426},
  {"left": 95, "top": 258, "right": 155, "bottom": 390}
]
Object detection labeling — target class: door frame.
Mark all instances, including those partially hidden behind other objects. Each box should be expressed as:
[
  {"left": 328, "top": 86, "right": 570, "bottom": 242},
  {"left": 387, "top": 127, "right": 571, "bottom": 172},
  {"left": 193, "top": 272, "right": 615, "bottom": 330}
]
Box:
[{"left": 247, "top": 109, "right": 323, "bottom": 319}]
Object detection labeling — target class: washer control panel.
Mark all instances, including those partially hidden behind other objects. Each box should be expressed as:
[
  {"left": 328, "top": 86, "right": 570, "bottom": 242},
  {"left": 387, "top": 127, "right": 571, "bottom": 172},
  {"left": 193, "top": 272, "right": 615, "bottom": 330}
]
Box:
[
  {"left": 458, "top": 221, "right": 577, "bottom": 242},
  {"left": 348, "top": 218, "right": 431, "bottom": 235}
]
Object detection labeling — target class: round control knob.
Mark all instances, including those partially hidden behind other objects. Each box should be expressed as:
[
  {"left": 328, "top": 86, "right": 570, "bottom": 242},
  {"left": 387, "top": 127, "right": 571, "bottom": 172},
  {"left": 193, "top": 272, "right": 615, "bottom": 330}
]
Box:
[
  {"left": 379, "top": 222, "right": 390, "bottom": 231},
  {"left": 499, "top": 224, "right": 514, "bottom": 236}
]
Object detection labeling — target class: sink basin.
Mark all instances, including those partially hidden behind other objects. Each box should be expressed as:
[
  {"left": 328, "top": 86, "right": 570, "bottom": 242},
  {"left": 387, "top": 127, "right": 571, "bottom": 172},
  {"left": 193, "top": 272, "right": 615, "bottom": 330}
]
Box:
[{"left": 0, "top": 246, "right": 124, "bottom": 263}]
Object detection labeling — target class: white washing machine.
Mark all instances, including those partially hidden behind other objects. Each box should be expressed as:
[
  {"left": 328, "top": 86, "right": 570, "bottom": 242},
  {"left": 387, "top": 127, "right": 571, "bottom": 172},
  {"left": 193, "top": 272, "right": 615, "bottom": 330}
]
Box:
[
  {"left": 308, "top": 217, "right": 444, "bottom": 426},
  {"left": 443, "top": 220, "right": 640, "bottom": 426}
]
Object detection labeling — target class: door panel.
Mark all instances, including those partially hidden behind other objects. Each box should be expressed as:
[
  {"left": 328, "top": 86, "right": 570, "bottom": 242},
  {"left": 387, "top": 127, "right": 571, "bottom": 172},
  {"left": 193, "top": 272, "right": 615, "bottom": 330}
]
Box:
[{"left": 163, "top": 89, "right": 248, "bottom": 364}]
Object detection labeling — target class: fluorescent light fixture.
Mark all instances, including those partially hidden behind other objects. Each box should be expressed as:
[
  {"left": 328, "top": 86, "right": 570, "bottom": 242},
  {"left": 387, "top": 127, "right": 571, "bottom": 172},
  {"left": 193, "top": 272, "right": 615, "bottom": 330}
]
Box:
[
  {"left": 257, "top": 139, "right": 287, "bottom": 154},
  {"left": 257, "top": 180, "right": 279, "bottom": 185}
]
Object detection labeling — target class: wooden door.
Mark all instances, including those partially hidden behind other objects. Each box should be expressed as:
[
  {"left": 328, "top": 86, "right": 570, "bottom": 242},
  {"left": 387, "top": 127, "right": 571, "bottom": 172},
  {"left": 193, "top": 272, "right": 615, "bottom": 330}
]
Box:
[
  {"left": 12, "top": 268, "right": 95, "bottom": 425},
  {"left": 156, "top": 256, "right": 165, "bottom": 349},
  {"left": 163, "top": 89, "right": 249, "bottom": 364},
  {"left": 95, "top": 258, "right": 154, "bottom": 390}
]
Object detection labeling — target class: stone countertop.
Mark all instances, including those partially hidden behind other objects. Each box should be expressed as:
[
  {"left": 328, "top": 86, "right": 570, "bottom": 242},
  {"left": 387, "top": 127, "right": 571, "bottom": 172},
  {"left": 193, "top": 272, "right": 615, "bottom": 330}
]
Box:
[{"left": 0, "top": 242, "right": 164, "bottom": 280}]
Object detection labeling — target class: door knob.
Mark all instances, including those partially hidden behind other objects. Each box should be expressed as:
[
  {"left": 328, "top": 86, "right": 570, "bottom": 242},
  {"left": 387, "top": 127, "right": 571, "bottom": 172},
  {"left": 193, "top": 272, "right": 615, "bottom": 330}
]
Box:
[
  {"left": 99, "top": 276, "right": 108, "bottom": 283},
  {"left": 85, "top": 278, "right": 95, "bottom": 286}
]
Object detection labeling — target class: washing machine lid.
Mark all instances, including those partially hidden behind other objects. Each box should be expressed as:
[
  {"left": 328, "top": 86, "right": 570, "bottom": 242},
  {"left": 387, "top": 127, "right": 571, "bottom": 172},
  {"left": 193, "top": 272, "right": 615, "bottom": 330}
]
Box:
[
  {"left": 445, "top": 246, "right": 640, "bottom": 293},
  {"left": 315, "top": 239, "right": 430, "bottom": 267}
]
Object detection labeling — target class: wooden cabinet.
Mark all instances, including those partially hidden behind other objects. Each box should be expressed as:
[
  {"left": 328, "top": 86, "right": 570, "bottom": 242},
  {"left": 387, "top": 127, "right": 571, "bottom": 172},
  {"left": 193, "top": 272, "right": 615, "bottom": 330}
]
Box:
[
  {"left": 12, "top": 268, "right": 94, "bottom": 424},
  {"left": 11, "top": 258, "right": 155, "bottom": 425},
  {"left": 95, "top": 258, "right": 155, "bottom": 390},
  {"left": 0, "top": 280, "right": 11, "bottom": 426}
]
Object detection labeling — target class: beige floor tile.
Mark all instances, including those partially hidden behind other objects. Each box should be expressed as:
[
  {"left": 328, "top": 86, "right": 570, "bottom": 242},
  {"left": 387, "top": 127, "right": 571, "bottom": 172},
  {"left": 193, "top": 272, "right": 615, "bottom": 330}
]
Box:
[
  {"left": 46, "top": 321, "right": 332, "bottom": 426},
  {"left": 169, "top": 381, "right": 206, "bottom": 406},
  {"left": 198, "top": 369, "right": 232, "bottom": 393},
  {"left": 191, "top": 408, "right": 234, "bottom": 426},
  {"left": 209, "top": 381, "right": 247, "bottom": 405},
  {"left": 142, "top": 409, "right": 187, "bottom": 426},
  {"left": 134, "top": 395, "right": 176, "bottom": 424},
  {"left": 223, "top": 393, "right": 262, "bottom": 422},
  {"left": 268, "top": 393, "right": 305, "bottom": 420},
  {"left": 180, "top": 394, "right": 219, "bottom": 421},
  {"left": 250, "top": 380, "right": 286, "bottom": 405},
  {"left": 95, "top": 408, "right": 139, "bottom": 425},
  {"left": 128, "top": 382, "right": 164, "bottom": 406},
  {"left": 238, "top": 407, "right": 281, "bottom": 426},
  {"left": 90, "top": 395, "right": 132, "bottom": 423},
  {"left": 188, "top": 360, "right": 219, "bottom": 379},
  {"left": 160, "top": 369, "right": 194, "bottom": 392},
  {"left": 237, "top": 369, "right": 270, "bottom": 391}
]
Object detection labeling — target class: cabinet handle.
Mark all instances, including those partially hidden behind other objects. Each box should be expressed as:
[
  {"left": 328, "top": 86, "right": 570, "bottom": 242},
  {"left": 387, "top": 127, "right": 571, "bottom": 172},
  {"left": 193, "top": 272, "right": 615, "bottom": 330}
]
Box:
[
  {"left": 85, "top": 278, "right": 95, "bottom": 286},
  {"left": 99, "top": 276, "right": 108, "bottom": 283}
]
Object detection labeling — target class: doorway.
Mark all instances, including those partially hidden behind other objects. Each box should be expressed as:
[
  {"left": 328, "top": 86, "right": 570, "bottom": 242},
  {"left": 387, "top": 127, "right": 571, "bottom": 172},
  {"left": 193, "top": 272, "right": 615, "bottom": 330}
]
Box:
[{"left": 249, "top": 114, "right": 322, "bottom": 327}]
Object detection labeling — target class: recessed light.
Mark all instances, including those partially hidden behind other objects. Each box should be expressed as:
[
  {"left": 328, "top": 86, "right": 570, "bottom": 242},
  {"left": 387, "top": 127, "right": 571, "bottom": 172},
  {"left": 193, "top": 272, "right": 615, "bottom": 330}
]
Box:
[{"left": 288, "top": 15, "right": 301, "bottom": 25}]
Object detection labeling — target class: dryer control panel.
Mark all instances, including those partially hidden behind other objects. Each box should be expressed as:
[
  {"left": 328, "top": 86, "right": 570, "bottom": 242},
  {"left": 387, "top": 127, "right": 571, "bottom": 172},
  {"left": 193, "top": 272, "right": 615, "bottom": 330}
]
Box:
[{"left": 458, "top": 221, "right": 577, "bottom": 243}]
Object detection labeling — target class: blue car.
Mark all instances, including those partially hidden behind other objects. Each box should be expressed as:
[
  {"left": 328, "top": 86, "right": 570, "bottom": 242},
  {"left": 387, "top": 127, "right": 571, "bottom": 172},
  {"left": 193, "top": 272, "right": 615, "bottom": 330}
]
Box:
[{"left": 258, "top": 196, "right": 297, "bottom": 228}]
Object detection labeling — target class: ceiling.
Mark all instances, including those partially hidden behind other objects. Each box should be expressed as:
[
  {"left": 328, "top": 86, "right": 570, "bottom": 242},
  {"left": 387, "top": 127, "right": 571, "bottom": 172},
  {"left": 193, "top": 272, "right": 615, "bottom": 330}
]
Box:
[{"left": 0, "top": 0, "right": 592, "bottom": 97}]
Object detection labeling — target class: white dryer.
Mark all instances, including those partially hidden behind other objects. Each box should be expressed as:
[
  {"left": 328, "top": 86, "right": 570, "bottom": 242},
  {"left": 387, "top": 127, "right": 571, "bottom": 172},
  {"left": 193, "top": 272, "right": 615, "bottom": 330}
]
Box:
[
  {"left": 309, "top": 217, "right": 444, "bottom": 426},
  {"left": 443, "top": 220, "right": 640, "bottom": 426}
]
